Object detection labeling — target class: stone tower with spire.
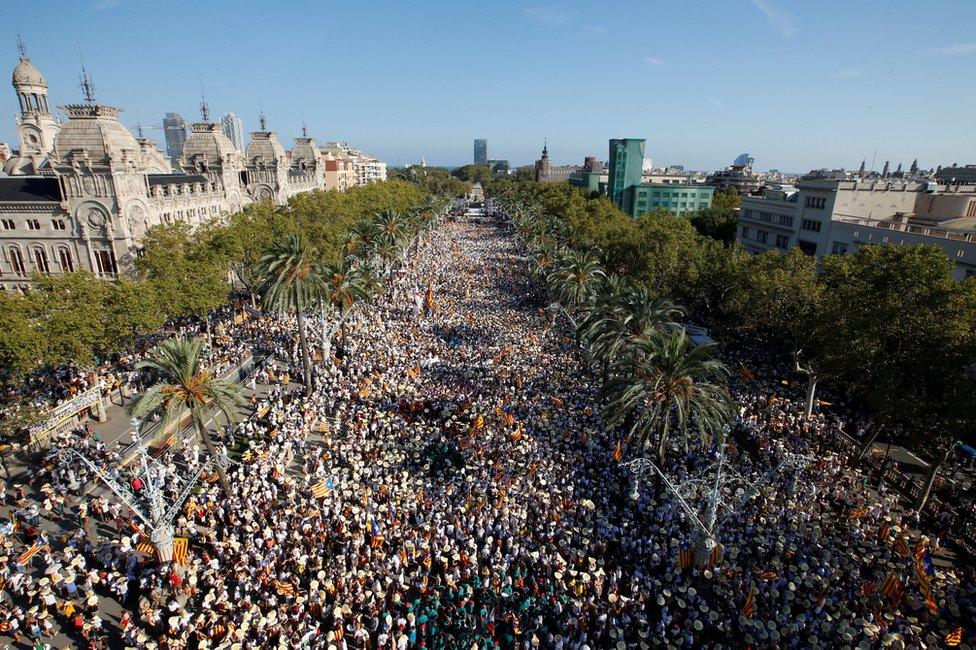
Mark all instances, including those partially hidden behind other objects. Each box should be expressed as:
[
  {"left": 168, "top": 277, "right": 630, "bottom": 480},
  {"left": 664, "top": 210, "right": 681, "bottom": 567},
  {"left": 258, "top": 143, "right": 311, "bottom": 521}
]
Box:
[
  {"left": 534, "top": 141, "right": 551, "bottom": 182},
  {"left": 5, "top": 37, "right": 61, "bottom": 174}
]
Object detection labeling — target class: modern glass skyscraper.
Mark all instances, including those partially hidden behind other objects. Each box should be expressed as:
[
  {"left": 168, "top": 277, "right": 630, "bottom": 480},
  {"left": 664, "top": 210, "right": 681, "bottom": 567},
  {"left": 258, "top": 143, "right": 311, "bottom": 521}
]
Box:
[
  {"left": 474, "top": 139, "right": 487, "bottom": 165},
  {"left": 162, "top": 112, "right": 187, "bottom": 160},
  {"left": 221, "top": 112, "right": 245, "bottom": 152},
  {"left": 608, "top": 138, "right": 646, "bottom": 213}
]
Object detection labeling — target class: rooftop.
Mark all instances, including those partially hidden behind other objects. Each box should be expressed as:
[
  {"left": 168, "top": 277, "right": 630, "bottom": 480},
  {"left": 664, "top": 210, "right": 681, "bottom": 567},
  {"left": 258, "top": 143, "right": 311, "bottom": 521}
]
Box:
[{"left": 0, "top": 176, "right": 61, "bottom": 202}]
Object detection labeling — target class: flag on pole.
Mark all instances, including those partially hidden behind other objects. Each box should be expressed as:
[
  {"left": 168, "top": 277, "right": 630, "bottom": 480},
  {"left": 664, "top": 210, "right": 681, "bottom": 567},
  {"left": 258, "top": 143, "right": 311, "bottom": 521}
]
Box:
[
  {"left": 739, "top": 362, "right": 756, "bottom": 381},
  {"left": 742, "top": 583, "right": 756, "bottom": 618},
  {"left": 925, "top": 591, "right": 938, "bottom": 615},
  {"left": 613, "top": 440, "right": 623, "bottom": 462},
  {"left": 707, "top": 543, "right": 723, "bottom": 567},
  {"left": 17, "top": 543, "right": 47, "bottom": 565},
  {"left": 172, "top": 538, "right": 189, "bottom": 565}
]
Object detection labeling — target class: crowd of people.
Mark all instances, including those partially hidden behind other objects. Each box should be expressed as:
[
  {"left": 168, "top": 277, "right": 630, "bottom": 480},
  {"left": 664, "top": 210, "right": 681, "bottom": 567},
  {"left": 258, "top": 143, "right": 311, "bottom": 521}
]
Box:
[{"left": 0, "top": 206, "right": 973, "bottom": 648}]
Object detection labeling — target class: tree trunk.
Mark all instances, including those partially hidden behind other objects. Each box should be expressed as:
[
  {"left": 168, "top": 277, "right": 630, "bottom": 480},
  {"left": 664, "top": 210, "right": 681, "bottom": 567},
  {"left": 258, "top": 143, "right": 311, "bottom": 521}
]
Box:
[
  {"left": 296, "top": 310, "right": 313, "bottom": 390},
  {"left": 803, "top": 374, "right": 818, "bottom": 419},
  {"left": 250, "top": 291, "right": 257, "bottom": 309},
  {"left": 196, "top": 418, "right": 229, "bottom": 492},
  {"left": 203, "top": 313, "right": 211, "bottom": 344},
  {"left": 656, "top": 411, "right": 671, "bottom": 466},
  {"left": 320, "top": 306, "right": 329, "bottom": 356},
  {"left": 853, "top": 425, "right": 881, "bottom": 467},
  {"left": 916, "top": 445, "right": 954, "bottom": 512}
]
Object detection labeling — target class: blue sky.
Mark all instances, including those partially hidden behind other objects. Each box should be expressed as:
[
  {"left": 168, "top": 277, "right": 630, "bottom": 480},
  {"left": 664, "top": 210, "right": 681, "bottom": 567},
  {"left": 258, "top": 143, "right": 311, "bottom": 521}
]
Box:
[{"left": 2, "top": 0, "right": 975, "bottom": 171}]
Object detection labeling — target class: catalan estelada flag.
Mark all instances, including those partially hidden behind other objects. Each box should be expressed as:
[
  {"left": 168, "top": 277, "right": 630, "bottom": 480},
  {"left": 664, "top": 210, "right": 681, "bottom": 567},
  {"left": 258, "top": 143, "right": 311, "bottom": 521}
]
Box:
[
  {"left": 511, "top": 424, "right": 523, "bottom": 442},
  {"left": 172, "top": 538, "right": 189, "bottom": 565},
  {"left": 311, "top": 478, "right": 332, "bottom": 499},
  {"left": 17, "top": 543, "right": 47, "bottom": 565},
  {"left": 925, "top": 591, "right": 938, "bottom": 615},
  {"left": 613, "top": 440, "right": 623, "bottom": 462},
  {"left": 945, "top": 627, "right": 963, "bottom": 646},
  {"left": 742, "top": 583, "right": 756, "bottom": 618},
  {"left": 370, "top": 519, "right": 385, "bottom": 548},
  {"left": 706, "top": 543, "right": 723, "bottom": 567},
  {"left": 678, "top": 543, "right": 694, "bottom": 570}
]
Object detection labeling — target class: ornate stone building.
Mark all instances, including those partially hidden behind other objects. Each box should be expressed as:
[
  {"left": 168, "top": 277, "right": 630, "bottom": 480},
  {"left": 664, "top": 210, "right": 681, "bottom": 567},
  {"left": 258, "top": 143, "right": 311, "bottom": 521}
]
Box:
[{"left": 0, "top": 52, "right": 338, "bottom": 290}]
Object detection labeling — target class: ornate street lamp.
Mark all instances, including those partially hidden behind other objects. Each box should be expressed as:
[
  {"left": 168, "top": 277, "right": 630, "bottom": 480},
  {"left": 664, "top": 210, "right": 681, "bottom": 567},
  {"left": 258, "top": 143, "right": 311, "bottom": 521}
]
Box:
[{"left": 62, "top": 418, "right": 218, "bottom": 562}]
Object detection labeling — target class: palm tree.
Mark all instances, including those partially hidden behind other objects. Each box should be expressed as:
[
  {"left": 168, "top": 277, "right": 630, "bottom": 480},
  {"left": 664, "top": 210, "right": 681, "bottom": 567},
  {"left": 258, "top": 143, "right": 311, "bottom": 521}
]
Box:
[
  {"left": 602, "top": 328, "right": 732, "bottom": 464},
  {"left": 127, "top": 337, "right": 245, "bottom": 491},
  {"left": 255, "top": 234, "right": 324, "bottom": 390},
  {"left": 581, "top": 279, "right": 686, "bottom": 367},
  {"left": 546, "top": 247, "right": 606, "bottom": 310},
  {"left": 317, "top": 256, "right": 369, "bottom": 360}
]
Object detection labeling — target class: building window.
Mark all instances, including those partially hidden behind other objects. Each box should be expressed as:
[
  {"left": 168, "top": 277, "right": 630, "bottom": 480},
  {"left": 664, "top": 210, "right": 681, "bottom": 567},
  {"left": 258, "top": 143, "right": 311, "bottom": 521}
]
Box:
[
  {"left": 52, "top": 219, "right": 66, "bottom": 230},
  {"left": 741, "top": 226, "right": 750, "bottom": 239},
  {"left": 26, "top": 219, "right": 41, "bottom": 230},
  {"left": 831, "top": 241, "right": 849, "bottom": 255},
  {"left": 58, "top": 247, "right": 74, "bottom": 273},
  {"left": 7, "top": 247, "right": 26, "bottom": 276},
  {"left": 801, "top": 219, "right": 822, "bottom": 232},
  {"left": 775, "top": 234, "right": 789, "bottom": 249},
  {"left": 32, "top": 248, "right": 50, "bottom": 274},
  {"left": 756, "top": 230, "right": 769, "bottom": 244},
  {"left": 94, "top": 250, "right": 117, "bottom": 277},
  {"left": 797, "top": 240, "right": 817, "bottom": 255},
  {"left": 804, "top": 196, "right": 826, "bottom": 209},
  {"left": 1, "top": 219, "right": 14, "bottom": 230}
]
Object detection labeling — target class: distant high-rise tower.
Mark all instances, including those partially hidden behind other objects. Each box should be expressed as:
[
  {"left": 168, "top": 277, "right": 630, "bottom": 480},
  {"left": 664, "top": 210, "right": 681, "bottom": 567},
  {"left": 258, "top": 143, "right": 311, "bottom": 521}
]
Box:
[
  {"left": 474, "top": 138, "right": 487, "bottom": 165},
  {"left": 221, "top": 112, "right": 245, "bottom": 152},
  {"left": 607, "top": 138, "right": 646, "bottom": 214},
  {"left": 163, "top": 112, "right": 187, "bottom": 160}
]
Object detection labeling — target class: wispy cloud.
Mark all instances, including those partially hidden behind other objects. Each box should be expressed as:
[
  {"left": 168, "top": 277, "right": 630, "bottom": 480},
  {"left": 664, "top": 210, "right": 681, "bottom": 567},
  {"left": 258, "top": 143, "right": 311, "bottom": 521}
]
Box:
[
  {"left": 522, "top": 5, "right": 575, "bottom": 28},
  {"left": 585, "top": 25, "right": 606, "bottom": 35},
  {"left": 833, "top": 68, "right": 866, "bottom": 78},
  {"left": 707, "top": 97, "right": 727, "bottom": 112},
  {"left": 751, "top": 0, "right": 796, "bottom": 38},
  {"left": 644, "top": 55, "right": 664, "bottom": 66},
  {"left": 93, "top": 0, "right": 122, "bottom": 9},
  {"left": 916, "top": 42, "right": 976, "bottom": 58}
]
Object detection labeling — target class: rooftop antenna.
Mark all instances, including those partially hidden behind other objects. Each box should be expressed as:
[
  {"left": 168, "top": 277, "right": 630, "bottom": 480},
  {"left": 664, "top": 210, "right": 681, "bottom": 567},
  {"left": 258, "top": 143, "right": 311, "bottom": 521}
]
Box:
[
  {"left": 78, "top": 45, "right": 96, "bottom": 103},
  {"left": 199, "top": 84, "right": 210, "bottom": 122},
  {"left": 16, "top": 34, "right": 27, "bottom": 59}
]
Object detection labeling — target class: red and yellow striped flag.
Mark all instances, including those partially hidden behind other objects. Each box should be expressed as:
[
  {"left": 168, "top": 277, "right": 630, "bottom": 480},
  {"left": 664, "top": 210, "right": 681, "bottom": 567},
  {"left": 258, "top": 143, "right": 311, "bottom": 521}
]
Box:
[
  {"left": 881, "top": 573, "right": 903, "bottom": 604},
  {"left": 877, "top": 522, "right": 890, "bottom": 543},
  {"left": 274, "top": 580, "right": 294, "bottom": 596},
  {"left": 925, "top": 591, "right": 938, "bottom": 615},
  {"left": 406, "top": 365, "right": 420, "bottom": 379},
  {"left": 895, "top": 536, "right": 910, "bottom": 557},
  {"left": 613, "top": 440, "right": 623, "bottom": 462},
  {"left": 17, "top": 544, "right": 47, "bottom": 565},
  {"left": 311, "top": 480, "right": 330, "bottom": 499},
  {"left": 172, "top": 537, "right": 189, "bottom": 565},
  {"left": 946, "top": 627, "right": 963, "bottom": 646},
  {"left": 136, "top": 540, "right": 156, "bottom": 557},
  {"left": 511, "top": 424, "right": 523, "bottom": 442},
  {"left": 742, "top": 583, "right": 756, "bottom": 618}
]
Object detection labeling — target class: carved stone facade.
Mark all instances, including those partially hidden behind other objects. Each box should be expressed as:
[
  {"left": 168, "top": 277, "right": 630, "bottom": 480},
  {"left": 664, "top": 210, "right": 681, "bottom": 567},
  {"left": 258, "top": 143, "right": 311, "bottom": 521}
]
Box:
[{"left": 0, "top": 53, "right": 339, "bottom": 290}]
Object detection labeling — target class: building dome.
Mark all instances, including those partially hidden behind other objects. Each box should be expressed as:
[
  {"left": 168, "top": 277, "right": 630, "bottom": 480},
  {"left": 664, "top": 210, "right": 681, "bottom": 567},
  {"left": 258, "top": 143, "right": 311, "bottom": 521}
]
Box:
[
  {"left": 53, "top": 104, "right": 141, "bottom": 165},
  {"left": 12, "top": 56, "right": 46, "bottom": 88},
  {"left": 246, "top": 131, "right": 287, "bottom": 166},
  {"left": 290, "top": 137, "right": 321, "bottom": 168},
  {"left": 182, "top": 122, "right": 242, "bottom": 172}
]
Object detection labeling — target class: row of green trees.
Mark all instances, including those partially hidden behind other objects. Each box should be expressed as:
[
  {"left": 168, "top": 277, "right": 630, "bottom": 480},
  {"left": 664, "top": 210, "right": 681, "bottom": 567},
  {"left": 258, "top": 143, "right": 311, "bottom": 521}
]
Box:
[
  {"left": 0, "top": 181, "right": 429, "bottom": 386},
  {"left": 504, "top": 202, "right": 734, "bottom": 464},
  {"left": 125, "top": 196, "right": 448, "bottom": 490},
  {"left": 490, "top": 181, "right": 976, "bottom": 508},
  {"left": 254, "top": 199, "right": 446, "bottom": 390}
]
